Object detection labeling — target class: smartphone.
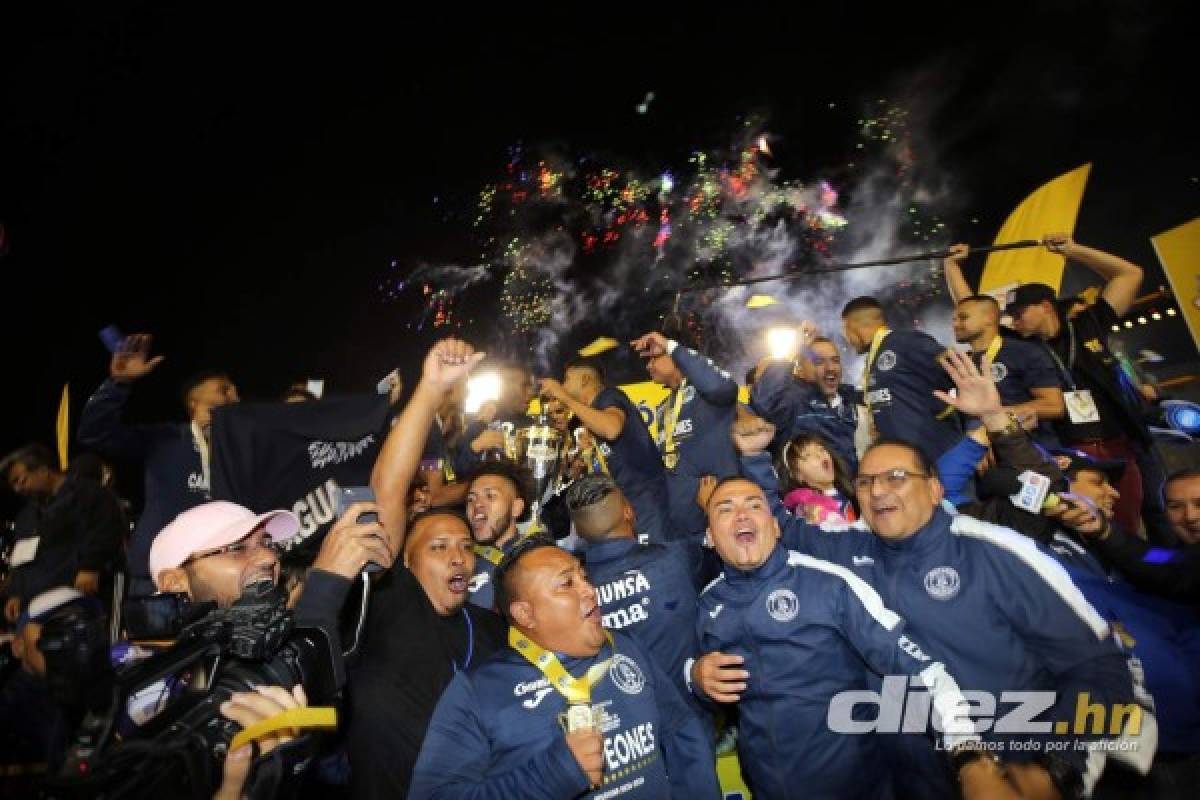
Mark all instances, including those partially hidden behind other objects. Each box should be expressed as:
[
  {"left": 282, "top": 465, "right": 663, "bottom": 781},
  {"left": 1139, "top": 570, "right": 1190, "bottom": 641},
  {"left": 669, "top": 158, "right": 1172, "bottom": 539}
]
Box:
[{"left": 334, "top": 486, "right": 384, "bottom": 574}]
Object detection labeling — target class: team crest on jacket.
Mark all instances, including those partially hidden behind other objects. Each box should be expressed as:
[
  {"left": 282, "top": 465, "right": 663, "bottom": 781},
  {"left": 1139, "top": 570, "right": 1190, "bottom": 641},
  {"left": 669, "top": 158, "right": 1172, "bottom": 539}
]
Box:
[
  {"left": 923, "top": 567, "right": 961, "bottom": 600},
  {"left": 609, "top": 654, "right": 645, "bottom": 695},
  {"left": 990, "top": 362, "right": 1008, "bottom": 382},
  {"left": 876, "top": 351, "right": 897, "bottom": 372},
  {"left": 681, "top": 385, "right": 697, "bottom": 404},
  {"left": 766, "top": 588, "right": 800, "bottom": 622}
]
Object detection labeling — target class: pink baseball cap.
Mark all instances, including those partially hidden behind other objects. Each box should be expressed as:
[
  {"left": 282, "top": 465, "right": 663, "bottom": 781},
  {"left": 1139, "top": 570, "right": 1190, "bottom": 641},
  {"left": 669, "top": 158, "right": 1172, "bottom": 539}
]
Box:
[{"left": 149, "top": 501, "right": 300, "bottom": 589}]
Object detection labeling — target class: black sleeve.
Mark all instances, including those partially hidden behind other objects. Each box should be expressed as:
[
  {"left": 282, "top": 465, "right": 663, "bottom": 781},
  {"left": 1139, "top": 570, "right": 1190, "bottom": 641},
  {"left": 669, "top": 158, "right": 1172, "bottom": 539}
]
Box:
[
  {"left": 1090, "top": 527, "right": 1200, "bottom": 603},
  {"left": 77, "top": 482, "right": 127, "bottom": 573}
]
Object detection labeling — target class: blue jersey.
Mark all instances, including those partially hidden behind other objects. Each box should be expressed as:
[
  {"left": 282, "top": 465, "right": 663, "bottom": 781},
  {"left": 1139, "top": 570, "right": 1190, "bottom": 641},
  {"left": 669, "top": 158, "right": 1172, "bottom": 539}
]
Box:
[
  {"left": 584, "top": 538, "right": 701, "bottom": 708},
  {"left": 863, "top": 329, "right": 962, "bottom": 464},
  {"left": 973, "top": 335, "right": 1062, "bottom": 447},
  {"left": 593, "top": 387, "right": 670, "bottom": 543},
  {"left": 78, "top": 379, "right": 209, "bottom": 597},
  {"left": 743, "top": 451, "right": 1145, "bottom": 794},
  {"left": 655, "top": 345, "right": 740, "bottom": 538},
  {"left": 694, "top": 544, "right": 974, "bottom": 800},
  {"left": 410, "top": 630, "right": 720, "bottom": 800},
  {"left": 751, "top": 363, "right": 860, "bottom": 471}
]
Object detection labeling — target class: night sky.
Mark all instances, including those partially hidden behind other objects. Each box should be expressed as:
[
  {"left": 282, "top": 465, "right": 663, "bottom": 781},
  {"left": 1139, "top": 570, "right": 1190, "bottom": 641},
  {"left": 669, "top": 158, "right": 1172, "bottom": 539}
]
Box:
[{"left": 2, "top": 2, "right": 1197, "bottom": 472}]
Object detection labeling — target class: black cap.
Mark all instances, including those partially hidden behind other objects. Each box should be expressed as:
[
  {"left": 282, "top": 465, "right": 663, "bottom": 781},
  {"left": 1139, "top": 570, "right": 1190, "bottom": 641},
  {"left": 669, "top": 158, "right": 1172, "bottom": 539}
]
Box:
[
  {"left": 1050, "top": 448, "right": 1125, "bottom": 484},
  {"left": 1004, "top": 283, "right": 1057, "bottom": 314}
]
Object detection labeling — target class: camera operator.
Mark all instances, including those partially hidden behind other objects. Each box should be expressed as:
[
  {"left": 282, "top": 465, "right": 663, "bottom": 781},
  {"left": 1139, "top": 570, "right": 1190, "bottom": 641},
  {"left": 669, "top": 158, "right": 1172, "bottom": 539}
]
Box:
[{"left": 1, "top": 588, "right": 99, "bottom": 782}]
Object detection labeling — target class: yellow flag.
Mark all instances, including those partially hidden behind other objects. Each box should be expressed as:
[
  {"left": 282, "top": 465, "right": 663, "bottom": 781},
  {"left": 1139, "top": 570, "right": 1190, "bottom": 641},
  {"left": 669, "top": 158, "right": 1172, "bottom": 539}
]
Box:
[
  {"left": 746, "top": 294, "right": 778, "bottom": 309},
  {"left": 578, "top": 337, "right": 620, "bottom": 357},
  {"left": 56, "top": 383, "right": 70, "bottom": 470},
  {"left": 1151, "top": 217, "right": 1200, "bottom": 353},
  {"left": 980, "top": 164, "right": 1091, "bottom": 295}
]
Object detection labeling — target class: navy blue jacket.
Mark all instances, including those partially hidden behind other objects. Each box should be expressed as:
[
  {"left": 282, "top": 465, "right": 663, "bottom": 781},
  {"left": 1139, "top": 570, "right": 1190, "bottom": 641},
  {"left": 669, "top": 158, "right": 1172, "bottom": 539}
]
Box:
[
  {"left": 1047, "top": 531, "right": 1200, "bottom": 754},
  {"left": 77, "top": 379, "right": 209, "bottom": 596},
  {"left": 694, "top": 543, "right": 973, "bottom": 799},
  {"left": 743, "top": 453, "right": 1144, "bottom": 793},
  {"left": 410, "top": 630, "right": 720, "bottom": 799},
  {"left": 751, "top": 362, "right": 860, "bottom": 471},
  {"left": 592, "top": 387, "right": 670, "bottom": 543},
  {"left": 655, "top": 345, "right": 740, "bottom": 538},
  {"left": 584, "top": 538, "right": 701, "bottom": 708},
  {"left": 862, "top": 329, "right": 962, "bottom": 464}
]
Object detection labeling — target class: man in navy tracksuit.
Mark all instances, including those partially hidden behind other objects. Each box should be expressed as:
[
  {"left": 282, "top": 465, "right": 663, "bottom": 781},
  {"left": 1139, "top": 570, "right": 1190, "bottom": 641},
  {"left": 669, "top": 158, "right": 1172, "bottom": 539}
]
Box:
[
  {"left": 751, "top": 335, "right": 861, "bottom": 471},
  {"left": 78, "top": 333, "right": 239, "bottom": 597},
  {"left": 841, "top": 296, "right": 962, "bottom": 464},
  {"left": 542, "top": 359, "right": 670, "bottom": 543},
  {"left": 632, "top": 331, "right": 740, "bottom": 539},
  {"left": 739, "top": 434, "right": 1151, "bottom": 798},
  {"left": 689, "top": 476, "right": 977, "bottom": 800},
  {"left": 410, "top": 536, "right": 720, "bottom": 799},
  {"left": 565, "top": 475, "right": 702, "bottom": 713}
]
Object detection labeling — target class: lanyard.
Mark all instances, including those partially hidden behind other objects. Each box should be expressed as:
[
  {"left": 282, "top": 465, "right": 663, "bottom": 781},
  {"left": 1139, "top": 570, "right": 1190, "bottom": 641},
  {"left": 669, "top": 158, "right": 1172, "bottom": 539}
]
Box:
[
  {"left": 983, "top": 335, "right": 1004, "bottom": 366},
  {"left": 190, "top": 422, "right": 211, "bottom": 495},
  {"left": 659, "top": 380, "right": 688, "bottom": 470},
  {"left": 1041, "top": 320, "right": 1079, "bottom": 391},
  {"left": 508, "top": 627, "right": 615, "bottom": 706}
]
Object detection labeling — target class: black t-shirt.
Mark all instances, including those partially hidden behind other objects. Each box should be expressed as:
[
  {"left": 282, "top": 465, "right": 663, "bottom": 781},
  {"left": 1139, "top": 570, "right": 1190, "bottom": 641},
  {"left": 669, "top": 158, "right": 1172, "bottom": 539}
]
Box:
[
  {"left": 592, "top": 386, "right": 667, "bottom": 497},
  {"left": 1041, "top": 298, "right": 1146, "bottom": 443}
]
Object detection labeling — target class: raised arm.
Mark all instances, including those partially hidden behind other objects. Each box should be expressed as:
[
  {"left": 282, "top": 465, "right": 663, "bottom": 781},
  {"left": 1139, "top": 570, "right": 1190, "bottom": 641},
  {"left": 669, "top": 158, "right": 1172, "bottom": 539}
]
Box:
[
  {"left": 539, "top": 380, "right": 625, "bottom": 442},
  {"left": 1044, "top": 233, "right": 1144, "bottom": 318},
  {"left": 942, "top": 243, "right": 975, "bottom": 304},
  {"left": 371, "top": 339, "right": 484, "bottom": 551}
]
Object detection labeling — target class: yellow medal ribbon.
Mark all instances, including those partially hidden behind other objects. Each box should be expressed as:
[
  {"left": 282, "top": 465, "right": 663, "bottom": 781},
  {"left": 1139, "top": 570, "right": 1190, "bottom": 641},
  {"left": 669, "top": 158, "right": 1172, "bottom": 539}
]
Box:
[
  {"left": 983, "top": 334, "right": 1004, "bottom": 368},
  {"left": 659, "top": 380, "right": 688, "bottom": 471},
  {"left": 472, "top": 544, "right": 505, "bottom": 566},
  {"left": 861, "top": 327, "right": 890, "bottom": 437},
  {"left": 508, "top": 627, "right": 615, "bottom": 706}
]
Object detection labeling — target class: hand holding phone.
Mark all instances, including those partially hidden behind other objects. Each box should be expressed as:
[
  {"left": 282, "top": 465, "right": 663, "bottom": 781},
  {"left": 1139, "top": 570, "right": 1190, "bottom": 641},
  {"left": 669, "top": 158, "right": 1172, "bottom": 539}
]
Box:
[{"left": 313, "top": 487, "right": 391, "bottom": 577}]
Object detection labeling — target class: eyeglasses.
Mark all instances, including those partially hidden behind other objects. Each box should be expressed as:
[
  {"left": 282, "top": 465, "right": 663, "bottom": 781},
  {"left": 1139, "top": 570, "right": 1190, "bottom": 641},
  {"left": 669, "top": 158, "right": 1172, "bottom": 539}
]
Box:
[
  {"left": 853, "top": 468, "right": 929, "bottom": 493},
  {"left": 181, "top": 532, "right": 278, "bottom": 566}
]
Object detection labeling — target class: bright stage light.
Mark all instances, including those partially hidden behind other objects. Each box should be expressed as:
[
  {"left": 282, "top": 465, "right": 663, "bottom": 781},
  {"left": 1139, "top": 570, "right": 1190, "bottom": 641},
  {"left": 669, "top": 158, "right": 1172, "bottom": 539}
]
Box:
[
  {"left": 767, "top": 328, "right": 799, "bottom": 360},
  {"left": 465, "top": 373, "right": 500, "bottom": 414}
]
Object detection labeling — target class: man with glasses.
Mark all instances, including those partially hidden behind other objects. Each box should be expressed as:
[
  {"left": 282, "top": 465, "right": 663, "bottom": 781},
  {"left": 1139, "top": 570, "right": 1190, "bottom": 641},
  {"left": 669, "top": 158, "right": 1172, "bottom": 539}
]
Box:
[{"left": 734, "top": 369, "right": 1151, "bottom": 797}]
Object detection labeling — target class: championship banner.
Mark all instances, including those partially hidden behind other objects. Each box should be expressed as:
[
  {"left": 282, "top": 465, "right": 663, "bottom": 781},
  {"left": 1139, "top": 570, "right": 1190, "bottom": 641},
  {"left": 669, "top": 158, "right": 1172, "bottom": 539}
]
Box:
[
  {"left": 209, "top": 394, "right": 392, "bottom": 562},
  {"left": 980, "top": 163, "right": 1091, "bottom": 295},
  {"left": 1151, "top": 216, "right": 1200, "bottom": 353}
]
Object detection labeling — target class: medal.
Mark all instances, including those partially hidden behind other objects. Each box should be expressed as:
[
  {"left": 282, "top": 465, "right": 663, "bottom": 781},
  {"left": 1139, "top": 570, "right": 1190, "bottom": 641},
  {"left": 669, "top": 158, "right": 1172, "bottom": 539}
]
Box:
[{"left": 565, "top": 703, "right": 597, "bottom": 732}]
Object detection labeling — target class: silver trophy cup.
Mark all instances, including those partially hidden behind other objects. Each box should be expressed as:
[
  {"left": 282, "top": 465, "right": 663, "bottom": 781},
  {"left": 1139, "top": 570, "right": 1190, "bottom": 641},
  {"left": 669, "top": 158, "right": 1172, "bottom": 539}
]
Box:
[{"left": 514, "top": 415, "right": 565, "bottom": 533}]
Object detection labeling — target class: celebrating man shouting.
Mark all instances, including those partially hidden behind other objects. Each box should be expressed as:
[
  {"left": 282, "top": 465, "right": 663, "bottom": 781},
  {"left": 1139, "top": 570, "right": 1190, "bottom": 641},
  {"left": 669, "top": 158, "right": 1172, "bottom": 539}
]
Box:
[{"left": 410, "top": 535, "right": 719, "bottom": 799}]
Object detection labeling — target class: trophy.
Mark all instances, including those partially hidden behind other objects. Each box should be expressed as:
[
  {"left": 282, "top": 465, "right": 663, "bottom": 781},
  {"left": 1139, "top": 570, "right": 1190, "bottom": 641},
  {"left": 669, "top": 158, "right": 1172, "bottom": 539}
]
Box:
[{"left": 514, "top": 412, "right": 565, "bottom": 533}]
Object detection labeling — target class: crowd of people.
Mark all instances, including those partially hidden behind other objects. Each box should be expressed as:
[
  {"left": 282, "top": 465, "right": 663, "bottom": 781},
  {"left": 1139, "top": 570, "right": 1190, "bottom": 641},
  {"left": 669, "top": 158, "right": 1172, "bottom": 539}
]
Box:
[{"left": 2, "top": 233, "right": 1198, "bottom": 799}]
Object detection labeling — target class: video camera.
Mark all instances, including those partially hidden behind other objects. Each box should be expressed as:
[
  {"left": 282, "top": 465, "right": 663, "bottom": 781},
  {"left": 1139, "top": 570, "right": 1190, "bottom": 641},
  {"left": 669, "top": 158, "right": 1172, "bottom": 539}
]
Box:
[{"left": 39, "top": 580, "right": 340, "bottom": 799}]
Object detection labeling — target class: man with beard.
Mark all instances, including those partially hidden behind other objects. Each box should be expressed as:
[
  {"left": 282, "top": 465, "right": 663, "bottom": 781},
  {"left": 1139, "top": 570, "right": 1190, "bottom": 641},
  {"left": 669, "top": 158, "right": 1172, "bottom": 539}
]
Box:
[
  {"left": 540, "top": 358, "right": 670, "bottom": 543},
  {"left": 941, "top": 249, "right": 1065, "bottom": 446},
  {"left": 350, "top": 337, "right": 510, "bottom": 798},
  {"left": 463, "top": 461, "right": 534, "bottom": 610},
  {"left": 410, "top": 535, "right": 720, "bottom": 799},
  {"left": 691, "top": 476, "right": 977, "bottom": 799},
  {"left": 751, "top": 331, "right": 861, "bottom": 471}
]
